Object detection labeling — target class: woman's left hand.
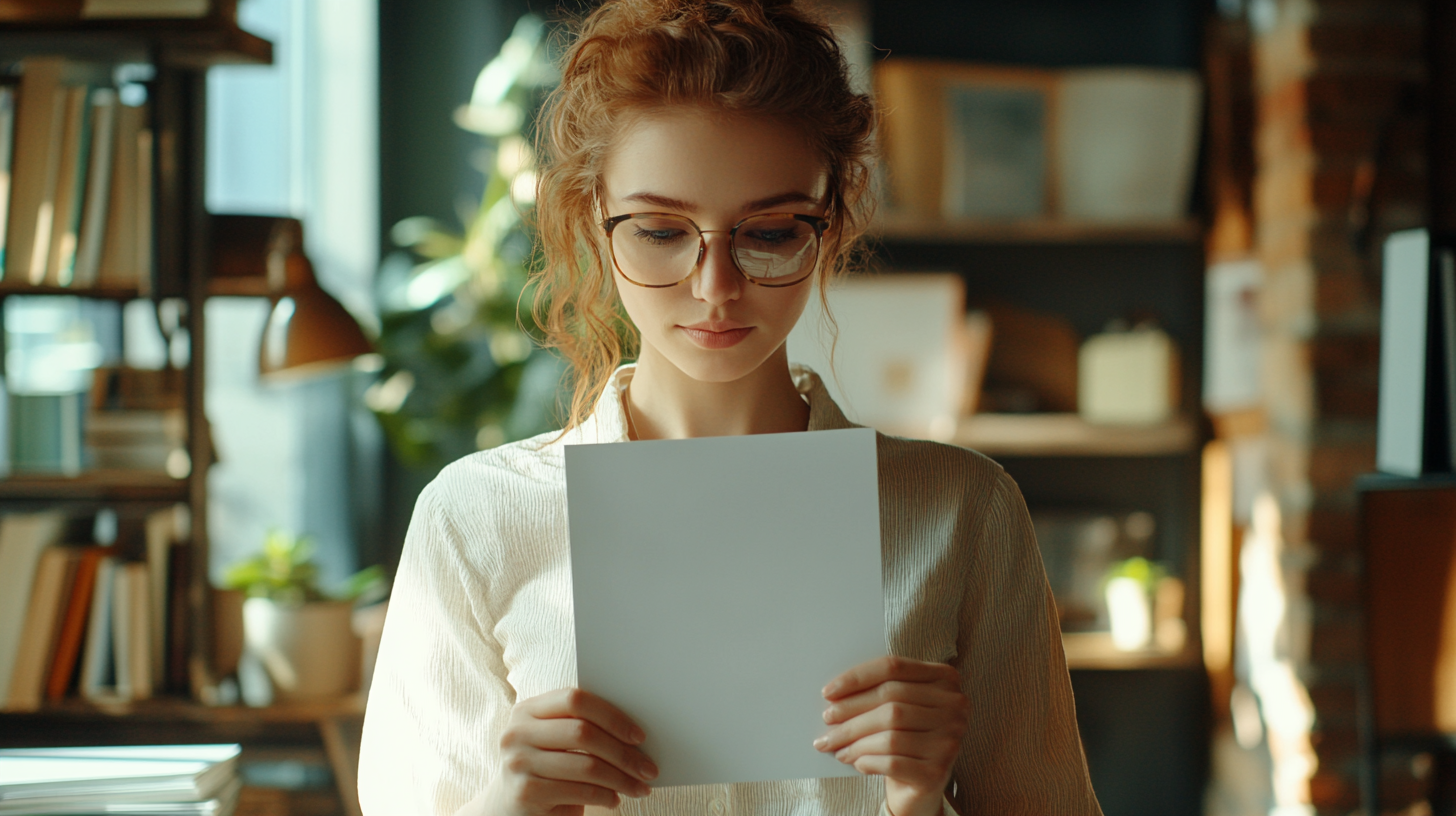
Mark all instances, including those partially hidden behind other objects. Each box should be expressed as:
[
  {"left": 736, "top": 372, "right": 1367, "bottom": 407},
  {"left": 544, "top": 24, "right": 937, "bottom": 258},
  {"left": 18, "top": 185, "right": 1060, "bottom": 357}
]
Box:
[{"left": 815, "top": 656, "right": 968, "bottom": 816}]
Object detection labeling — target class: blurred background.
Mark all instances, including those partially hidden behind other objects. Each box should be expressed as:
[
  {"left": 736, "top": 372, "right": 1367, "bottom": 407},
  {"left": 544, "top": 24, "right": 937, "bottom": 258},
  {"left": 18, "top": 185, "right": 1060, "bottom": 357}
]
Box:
[{"left": 0, "top": 0, "right": 1452, "bottom": 815}]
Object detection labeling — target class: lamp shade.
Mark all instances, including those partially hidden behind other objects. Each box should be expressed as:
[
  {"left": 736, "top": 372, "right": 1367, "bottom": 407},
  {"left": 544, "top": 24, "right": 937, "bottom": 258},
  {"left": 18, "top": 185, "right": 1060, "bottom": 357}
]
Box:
[{"left": 258, "top": 254, "right": 373, "bottom": 378}]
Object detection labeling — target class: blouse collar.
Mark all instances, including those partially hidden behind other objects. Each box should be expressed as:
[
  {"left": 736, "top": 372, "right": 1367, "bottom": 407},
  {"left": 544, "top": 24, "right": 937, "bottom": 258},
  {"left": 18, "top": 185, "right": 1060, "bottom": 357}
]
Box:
[{"left": 568, "top": 363, "right": 857, "bottom": 446}]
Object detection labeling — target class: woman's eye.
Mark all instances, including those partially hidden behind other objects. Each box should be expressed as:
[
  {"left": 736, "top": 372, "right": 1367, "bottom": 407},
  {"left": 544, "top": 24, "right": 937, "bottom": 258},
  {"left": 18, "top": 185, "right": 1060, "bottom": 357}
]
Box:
[
  {"left": 632, "top": 227, "right": 687, "bottom": 245},
  {"left": 744, "top": 229, "right": 796, "bottom": 245}
]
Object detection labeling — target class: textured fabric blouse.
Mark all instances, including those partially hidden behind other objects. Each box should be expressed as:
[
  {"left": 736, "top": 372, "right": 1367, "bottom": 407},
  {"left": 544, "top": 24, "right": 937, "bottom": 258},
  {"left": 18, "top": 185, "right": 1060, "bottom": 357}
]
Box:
[{"left": 358, "top": 366, "right": 1103, "bottom": 816}]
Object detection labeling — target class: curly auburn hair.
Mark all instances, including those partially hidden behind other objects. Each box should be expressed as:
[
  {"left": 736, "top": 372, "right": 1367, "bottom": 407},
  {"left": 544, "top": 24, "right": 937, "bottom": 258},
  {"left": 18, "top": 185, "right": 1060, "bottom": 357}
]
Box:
[{"left": 530, "top": 0, "right": 877, "bottom": 431}]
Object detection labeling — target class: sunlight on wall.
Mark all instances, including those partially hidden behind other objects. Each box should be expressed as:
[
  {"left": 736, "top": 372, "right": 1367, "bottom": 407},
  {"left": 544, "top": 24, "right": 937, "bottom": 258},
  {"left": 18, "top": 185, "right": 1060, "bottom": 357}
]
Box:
[{"left": 1237, "top": 492, "right": 1317, "bottom": 816}]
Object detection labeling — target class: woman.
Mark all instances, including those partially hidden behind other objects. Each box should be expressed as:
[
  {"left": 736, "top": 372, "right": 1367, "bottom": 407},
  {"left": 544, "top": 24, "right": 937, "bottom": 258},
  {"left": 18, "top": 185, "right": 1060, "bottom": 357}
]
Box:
[{"left": 358, "top": 2, "right": 1102, "bottom": 815}]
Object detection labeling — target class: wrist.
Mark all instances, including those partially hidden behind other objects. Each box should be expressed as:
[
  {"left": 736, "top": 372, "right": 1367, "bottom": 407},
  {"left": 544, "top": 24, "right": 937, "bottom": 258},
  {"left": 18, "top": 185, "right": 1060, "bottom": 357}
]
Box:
[{"left": 886, "top": 791, "right": 949, "bottom": 816}]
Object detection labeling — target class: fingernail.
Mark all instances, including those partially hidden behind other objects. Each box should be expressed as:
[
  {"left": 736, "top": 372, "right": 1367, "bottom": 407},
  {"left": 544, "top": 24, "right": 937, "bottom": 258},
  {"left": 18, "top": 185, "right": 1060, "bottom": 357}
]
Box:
[
  {"left": 629, "top": 726, "right": 646, "bottom": 744},
  {"left": 822, "top": 682, "right": 839, "bottom": 697},
  {"left": 835, "top": 749, "right": 848, "bottom": 762},
  {"left": 633, "top": 782, "right": 652, "bottom": 798},
  {"left": 822, "top": 708, "right": 835, "bottom": 723},
  {"left": 640, "top": 762, "right": 658, "bottom": 781},
  {"left": 813, "top": 736, "right": 827, "bottom": 751}
]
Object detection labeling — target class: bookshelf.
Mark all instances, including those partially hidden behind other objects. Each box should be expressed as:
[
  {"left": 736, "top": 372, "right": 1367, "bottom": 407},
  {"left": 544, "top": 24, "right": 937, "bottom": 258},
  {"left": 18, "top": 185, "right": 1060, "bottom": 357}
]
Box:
[{"left": 0, "top": 13, "right": 271, "bottom": 721}]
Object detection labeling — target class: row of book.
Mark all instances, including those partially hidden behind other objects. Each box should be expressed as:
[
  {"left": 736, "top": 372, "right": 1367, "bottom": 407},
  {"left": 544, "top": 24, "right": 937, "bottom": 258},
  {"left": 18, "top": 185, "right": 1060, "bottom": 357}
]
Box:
[
  {"left": 0, "top": 744, "right": 240, "bottom": 816},
  {"left": 0, "top": 506, "right": 190, "bottom": 712},
  {"left": 0, "top": 1, "right": 227, "bottom": 22},
  {"left": 1, "top": 57, "right": 154, "bottom": 291}
]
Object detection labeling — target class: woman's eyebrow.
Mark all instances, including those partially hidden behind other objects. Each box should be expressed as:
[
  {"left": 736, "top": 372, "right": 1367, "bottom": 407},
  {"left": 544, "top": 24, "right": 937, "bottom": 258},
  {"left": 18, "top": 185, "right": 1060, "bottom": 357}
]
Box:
[
  {"left": 621, "top": 191, "right": 697, "bottom": 212},
  {"left": 618, "top": 190, "right": 821, "bottom": 214},
  {"left": 743, "top": 191, "right": 820, "bottom": 211}
]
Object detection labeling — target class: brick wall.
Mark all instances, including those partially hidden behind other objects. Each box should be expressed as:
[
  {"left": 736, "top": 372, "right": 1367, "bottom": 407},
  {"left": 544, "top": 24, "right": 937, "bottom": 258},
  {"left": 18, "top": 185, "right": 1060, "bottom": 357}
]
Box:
[{"left": 1249, "top": 0, "right": 1428, "bottom": 813}]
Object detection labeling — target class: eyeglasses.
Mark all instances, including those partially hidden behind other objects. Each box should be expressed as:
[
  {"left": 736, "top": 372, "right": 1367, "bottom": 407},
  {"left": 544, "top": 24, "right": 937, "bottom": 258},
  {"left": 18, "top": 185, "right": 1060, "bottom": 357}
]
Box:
[{"left": 602, "top": 212, "right": 828, "bottom": 288}]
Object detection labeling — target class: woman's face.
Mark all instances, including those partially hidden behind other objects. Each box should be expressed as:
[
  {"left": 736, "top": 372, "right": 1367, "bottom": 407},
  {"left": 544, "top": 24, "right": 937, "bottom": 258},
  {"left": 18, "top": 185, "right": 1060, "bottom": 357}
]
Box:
[{"left": 601, "top": 108, "right": 829, "bottom": 384}]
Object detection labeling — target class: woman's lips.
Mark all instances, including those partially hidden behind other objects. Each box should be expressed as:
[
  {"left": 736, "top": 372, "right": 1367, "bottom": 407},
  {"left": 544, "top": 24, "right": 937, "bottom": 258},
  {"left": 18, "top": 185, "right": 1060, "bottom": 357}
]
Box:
[{"left": 678, "top": 325, "right": 753, "bottom": 349}]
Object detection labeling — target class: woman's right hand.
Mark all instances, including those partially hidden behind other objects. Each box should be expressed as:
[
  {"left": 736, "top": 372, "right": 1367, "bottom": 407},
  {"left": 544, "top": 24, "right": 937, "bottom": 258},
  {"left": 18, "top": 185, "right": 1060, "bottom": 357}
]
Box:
[{"left": 465, "top": 688, "right": 658, "bottom": 816}]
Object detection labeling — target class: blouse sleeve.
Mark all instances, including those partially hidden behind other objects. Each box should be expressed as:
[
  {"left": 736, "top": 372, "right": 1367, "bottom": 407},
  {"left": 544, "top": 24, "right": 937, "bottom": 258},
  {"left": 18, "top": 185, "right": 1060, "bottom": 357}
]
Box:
[
  {"left": 947, "top": 471, "right": 1103, "bottom": 816},
  {"left": 358, "top": 480, "right": 517, "bottom": 816}
]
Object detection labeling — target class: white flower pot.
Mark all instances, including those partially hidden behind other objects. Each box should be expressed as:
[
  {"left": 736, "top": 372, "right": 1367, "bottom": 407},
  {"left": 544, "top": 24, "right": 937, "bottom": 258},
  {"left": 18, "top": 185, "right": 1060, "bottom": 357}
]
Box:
[{"left": 242, "top": 597, "right": 361, "bottom": 701}]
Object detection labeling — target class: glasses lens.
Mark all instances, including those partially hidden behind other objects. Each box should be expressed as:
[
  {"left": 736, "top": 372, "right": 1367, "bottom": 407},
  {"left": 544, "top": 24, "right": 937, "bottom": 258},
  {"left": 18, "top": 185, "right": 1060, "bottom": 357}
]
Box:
[
  {"left": 612, "top": 215, "right": 700, "bottom": 285},
  {"left": 734, "top": 215, "right": 819, "bottom": 284}
]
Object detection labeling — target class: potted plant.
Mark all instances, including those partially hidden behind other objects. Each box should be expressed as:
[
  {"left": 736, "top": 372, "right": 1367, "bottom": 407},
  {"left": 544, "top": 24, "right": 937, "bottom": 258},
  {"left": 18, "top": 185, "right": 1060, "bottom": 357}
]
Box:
[{"left": 222, "top": 531, "right": 384, "bottom": 701}]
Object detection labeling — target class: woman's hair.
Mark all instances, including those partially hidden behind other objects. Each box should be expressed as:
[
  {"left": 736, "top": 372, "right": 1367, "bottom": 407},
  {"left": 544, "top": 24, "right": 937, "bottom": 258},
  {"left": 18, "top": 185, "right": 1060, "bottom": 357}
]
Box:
[{"left": 531, "top": 0, "right": 877, "bottom": 431}]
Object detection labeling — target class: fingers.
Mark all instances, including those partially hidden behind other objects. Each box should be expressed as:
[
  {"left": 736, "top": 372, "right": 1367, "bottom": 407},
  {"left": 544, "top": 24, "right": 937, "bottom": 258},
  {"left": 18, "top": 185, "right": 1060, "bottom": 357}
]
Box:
[
  {"left": 814, "top": 701, "right": 949, "bottom": 753},
  {"left": 823, "top": 656, "right": 959, "bottom": 701},
  {"left": 827, "top": 728, "right": 960, "bottom": 766},
  {"left": 516, "top": 744, "right": 653, "bottom": 800},
  {"left": 522, "top": 688, "right": 647, "bottom": 746},
  {"left": 519, "top": 716, "right": 659, "bottom": 785},
  {"left": 496, "top": 688, "right": 659, "bottom": 813},
  {"left": 822, "top": 678, "right": 967, "bottom": 726},
  {"left": 843, "top": 752, "right": 946, "bottom": 786}
]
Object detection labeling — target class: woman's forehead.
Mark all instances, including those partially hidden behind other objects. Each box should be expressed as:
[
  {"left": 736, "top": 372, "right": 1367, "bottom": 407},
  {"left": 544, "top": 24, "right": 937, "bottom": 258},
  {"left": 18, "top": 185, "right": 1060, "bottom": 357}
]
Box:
[{"left": 601, "top": 108, "right": 828, "bottom": 214}]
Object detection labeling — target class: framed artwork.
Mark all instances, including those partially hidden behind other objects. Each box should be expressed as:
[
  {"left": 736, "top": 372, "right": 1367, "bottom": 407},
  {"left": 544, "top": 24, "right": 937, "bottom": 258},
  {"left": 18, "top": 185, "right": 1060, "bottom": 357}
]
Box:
[{"left": 875, "top": 60, "right": 1056, "bottom": 221}]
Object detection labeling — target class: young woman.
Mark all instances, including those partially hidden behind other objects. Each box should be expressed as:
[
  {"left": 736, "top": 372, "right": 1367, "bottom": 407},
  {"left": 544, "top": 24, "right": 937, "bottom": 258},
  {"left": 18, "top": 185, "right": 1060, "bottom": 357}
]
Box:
[{"left": 358, "top": 2, "right": 1102, "bottom": 815}]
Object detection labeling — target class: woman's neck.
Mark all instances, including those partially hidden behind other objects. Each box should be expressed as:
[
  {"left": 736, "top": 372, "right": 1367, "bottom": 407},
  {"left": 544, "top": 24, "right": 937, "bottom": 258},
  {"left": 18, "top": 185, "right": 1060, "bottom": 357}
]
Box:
[{"left": 625, "top": 344, "right": 810, "bottom": 439}]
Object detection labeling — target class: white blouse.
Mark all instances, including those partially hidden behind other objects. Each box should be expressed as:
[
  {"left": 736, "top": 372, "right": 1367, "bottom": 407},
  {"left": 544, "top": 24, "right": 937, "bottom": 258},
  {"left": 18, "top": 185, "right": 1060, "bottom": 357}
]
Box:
[{"left": 358, "top": 366, "right": 1102, "bottom": 816}]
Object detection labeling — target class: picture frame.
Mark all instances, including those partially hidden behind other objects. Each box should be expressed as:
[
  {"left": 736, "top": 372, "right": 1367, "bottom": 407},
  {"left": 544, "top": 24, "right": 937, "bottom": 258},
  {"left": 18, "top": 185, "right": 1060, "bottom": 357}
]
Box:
[{"left": 875, "top": 59, "right": 1057, "bottom": 221}]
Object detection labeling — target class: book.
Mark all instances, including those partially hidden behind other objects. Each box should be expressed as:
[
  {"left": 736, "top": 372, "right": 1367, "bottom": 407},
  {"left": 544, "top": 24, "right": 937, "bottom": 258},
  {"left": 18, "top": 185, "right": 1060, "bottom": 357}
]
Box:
[
  {"left": 45, "top": 85, "right": 91, "bottom": 285},
  {"left": 0, "top": 777, "right": 239, "bottom": 815},
  {"left": 98, "top": 103, "right": 142, "bottom": 288},
  {"left": 81, "top": 0, "right": 211, "bottom": 18},
  {"left": 79, "top": 556, "right": 117, "bottom": 702},
  {"left": 1377, "top": 230, "right": 1453, "bottom": 475},
  {"left": 0, "top": 513, "right": 68, "bottom": 704},
  {"left": 163, "top": 542, "right": 191, "bottom": 694},
  {"left": 119, "top": 562, "right": 151, "bottom": 700},
  {"left": 0, "top": 86, "right": 16, "bottom": 270},
  {"left": 1440, "top": 247, "right": 1456, "bottom": 470},
  {"left": 71, "top": 88, "right": 117, "bottom": 288},
  {"left": 134, "top": 126, "right": 153, "bottom": 296},
  {"left": 144, "top": 508, "right": 178, "bottom": 686},
  {"left": 4, "top": 57, "right": 66, "bottom": 283},
  {"left": 0, "top": 2, "right": 86, "bottom": 21},
  {"left": 0, "top": 743, "right": 240, "bottom": 809},
  {"left": 46, "top": 547, "right": 106, "bottom": 701},
  {"left": 3, "top": 547, "right": 79, "bottom": 712},
  {"left": 110, "top": 560, "right": 131, "bottom": 701}
]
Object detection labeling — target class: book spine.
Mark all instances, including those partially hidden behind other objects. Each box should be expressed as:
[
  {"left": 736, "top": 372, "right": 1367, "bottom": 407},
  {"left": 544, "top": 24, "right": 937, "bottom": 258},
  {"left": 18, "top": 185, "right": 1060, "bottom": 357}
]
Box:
[
  {"left": 164, "top": 541, "right": 191, "bottom": 694},
  {"left": 45, "top": 85, "right": 91, "bottom": 286},
  {"left": 2, "top": 547, "right": 71, "bottom": 712},
  {"left": 1441, "top": 247, "right": 1456, "bottom": 472},
  {"left": 46, "top": 548, "right": 102, "bottom": 701},
  {"left": 4, "top": 58, "right": 68, "bottom": 284},
  {"left": 80, "top": 556, "right": 116, "bottom": 701},
  {"left": 0, "top": 87, "right": 16, "bottom": 271},
  {"left": 72, "top": 88, "right": 117, "bottom": 289}
]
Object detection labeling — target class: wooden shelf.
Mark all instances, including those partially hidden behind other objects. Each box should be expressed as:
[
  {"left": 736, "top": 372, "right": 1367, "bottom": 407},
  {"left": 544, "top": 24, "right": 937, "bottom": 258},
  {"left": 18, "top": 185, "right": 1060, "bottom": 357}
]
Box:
[
  {"left": 0, "top": 282, "right": 145, "bottom": 300},
  {"left": 948, "top": 413, "right": 1198, "bottom": 457},
  {"left": 869, "top": 212, "right": 1202, "bottom": 244},
  {"left": 1061, "top": 631, "right": 1198, "bottom": 670},
  {"left": 14, "top": 693, "right": 364, "bottom": 724},
  {"left": 0, "top": 17, "right": 272, "bottom": 67},
  {"left": 0, "top": 469, "right": 188, "bottom": 503}
]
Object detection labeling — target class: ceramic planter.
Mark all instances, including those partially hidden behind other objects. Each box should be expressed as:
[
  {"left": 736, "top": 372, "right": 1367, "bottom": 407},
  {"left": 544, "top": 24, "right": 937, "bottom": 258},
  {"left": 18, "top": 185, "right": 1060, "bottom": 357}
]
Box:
[{"left": 242, "top": 597, "right": 361, "bottom": 701}]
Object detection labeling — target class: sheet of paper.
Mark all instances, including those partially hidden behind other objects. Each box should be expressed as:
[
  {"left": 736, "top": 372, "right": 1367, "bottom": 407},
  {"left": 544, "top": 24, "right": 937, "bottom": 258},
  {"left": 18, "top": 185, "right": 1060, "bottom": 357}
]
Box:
[{"left": 566, "top": 427, "right": 885, "bottom": 788}]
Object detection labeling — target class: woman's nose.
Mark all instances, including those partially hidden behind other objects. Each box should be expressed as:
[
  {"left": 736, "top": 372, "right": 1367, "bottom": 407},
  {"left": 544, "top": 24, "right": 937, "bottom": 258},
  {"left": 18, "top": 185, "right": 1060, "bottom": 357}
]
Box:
[{"left": 691, "top": 233, "right": 743, "bottom": 305}]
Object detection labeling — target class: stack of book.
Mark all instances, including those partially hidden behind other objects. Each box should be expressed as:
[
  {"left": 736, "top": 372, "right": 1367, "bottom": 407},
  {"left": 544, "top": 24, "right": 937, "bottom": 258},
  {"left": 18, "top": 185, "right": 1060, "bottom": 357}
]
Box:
[
  {"left": 0, "top": 507, "right": 191, "bottom": 712},
  {"left": 0, "top": 57, "right": 153, "bottom": 291},
  {"left": 0, "top": 744, "right": 241, "bottom": 816}
]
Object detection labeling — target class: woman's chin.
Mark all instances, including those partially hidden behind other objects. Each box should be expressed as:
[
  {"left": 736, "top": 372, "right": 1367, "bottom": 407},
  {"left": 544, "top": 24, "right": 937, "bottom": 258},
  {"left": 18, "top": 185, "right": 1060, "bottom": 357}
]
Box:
[{"left": 652, "top": 341, "right": 782, "bottom": 385}]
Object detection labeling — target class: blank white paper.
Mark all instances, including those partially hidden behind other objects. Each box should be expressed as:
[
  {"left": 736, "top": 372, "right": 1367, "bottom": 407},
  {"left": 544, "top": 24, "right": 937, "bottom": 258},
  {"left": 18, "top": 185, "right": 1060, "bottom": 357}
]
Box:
[{"left": 566, "top": 427, "right": 885, "bottom": 788}]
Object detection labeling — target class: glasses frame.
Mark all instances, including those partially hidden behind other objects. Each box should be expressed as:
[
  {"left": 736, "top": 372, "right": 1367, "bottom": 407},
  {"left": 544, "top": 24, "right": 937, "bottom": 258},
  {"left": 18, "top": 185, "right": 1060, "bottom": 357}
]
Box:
[{"left": 601, "top": 211, "right": 829, "bottom": 289}]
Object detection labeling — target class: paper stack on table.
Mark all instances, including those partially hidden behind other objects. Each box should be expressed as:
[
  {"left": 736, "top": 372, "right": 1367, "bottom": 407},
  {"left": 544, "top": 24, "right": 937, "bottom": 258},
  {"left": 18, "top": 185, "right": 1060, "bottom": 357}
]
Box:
[{"left": 0, "top": 744, "right": 241, "bottom": 815}]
